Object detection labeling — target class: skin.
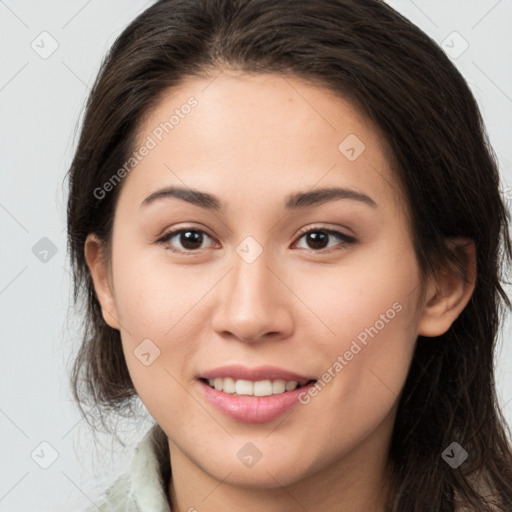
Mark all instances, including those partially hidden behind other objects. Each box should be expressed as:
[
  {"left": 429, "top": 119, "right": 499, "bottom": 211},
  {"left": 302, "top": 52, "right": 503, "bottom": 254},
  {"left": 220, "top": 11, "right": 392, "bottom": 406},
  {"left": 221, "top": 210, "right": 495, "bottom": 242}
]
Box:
[{"left": 85, "top": 71, "right": 476, "bottom": 512}]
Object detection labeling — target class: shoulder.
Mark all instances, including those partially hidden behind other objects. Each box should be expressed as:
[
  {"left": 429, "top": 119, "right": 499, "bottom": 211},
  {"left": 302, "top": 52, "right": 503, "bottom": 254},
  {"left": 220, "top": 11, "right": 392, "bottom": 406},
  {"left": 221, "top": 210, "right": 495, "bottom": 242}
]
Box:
[{"left": 82, "top": 423, "right": 172, "bottom": 512}]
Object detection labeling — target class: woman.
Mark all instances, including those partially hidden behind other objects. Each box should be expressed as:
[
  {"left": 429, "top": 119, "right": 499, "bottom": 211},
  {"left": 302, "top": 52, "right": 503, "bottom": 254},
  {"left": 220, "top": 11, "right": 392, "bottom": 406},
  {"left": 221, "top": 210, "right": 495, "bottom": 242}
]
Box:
[{"left": 66, "top": 0, "right": 512, "bottom": 510}]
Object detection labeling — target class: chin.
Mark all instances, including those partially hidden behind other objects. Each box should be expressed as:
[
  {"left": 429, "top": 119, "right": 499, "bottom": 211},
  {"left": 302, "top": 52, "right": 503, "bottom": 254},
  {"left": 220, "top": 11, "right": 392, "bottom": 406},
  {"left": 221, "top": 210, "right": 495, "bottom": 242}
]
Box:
[
  {"left": 208, "top": 463, "right": 309, "bottom": 489},
  {"left": 189, "top": 443, "right": 317, "bottom": 489}
]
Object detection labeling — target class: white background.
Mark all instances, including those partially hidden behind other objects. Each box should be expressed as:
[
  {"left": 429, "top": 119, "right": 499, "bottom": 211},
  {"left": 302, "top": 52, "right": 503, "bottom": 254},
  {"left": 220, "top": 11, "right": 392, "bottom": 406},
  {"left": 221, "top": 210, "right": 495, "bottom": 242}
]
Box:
[{"left": 1, "top": 1, "right": 511, "bottom": 510}]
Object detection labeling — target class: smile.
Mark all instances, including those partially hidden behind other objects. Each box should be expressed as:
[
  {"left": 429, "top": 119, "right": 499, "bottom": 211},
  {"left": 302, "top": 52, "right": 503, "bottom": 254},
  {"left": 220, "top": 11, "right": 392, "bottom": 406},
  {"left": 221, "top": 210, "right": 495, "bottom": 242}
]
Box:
[
  {"left": 202, "top": 377, "right": 315, "bottom": 396},
  {"left": 197, "top": 364, "right": 318, "bottom": 422}
]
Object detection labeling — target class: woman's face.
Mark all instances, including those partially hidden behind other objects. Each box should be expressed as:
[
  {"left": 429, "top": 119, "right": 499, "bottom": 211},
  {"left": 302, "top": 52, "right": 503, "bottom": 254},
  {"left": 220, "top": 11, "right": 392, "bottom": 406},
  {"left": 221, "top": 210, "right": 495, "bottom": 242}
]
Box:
[{"left": 95, "top": 71, "right": 428, "bottom": 489}]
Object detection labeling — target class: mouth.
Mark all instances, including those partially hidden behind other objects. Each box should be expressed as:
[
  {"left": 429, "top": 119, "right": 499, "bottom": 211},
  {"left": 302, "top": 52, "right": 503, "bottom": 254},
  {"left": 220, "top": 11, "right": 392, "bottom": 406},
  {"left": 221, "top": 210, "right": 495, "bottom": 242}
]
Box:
[
  {"left": 196, "top": 364, "right": 318, "bottom": 422},
  {"left": 199, "top": 377, "right": 317, "bottom": 397}
]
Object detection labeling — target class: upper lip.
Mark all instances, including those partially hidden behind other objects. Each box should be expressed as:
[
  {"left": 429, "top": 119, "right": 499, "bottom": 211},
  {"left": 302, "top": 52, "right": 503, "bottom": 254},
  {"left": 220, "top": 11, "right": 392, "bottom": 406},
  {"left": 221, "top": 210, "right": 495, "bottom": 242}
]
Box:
[{"left": 198, "top": 365, "right": 316, "bottom": 385}]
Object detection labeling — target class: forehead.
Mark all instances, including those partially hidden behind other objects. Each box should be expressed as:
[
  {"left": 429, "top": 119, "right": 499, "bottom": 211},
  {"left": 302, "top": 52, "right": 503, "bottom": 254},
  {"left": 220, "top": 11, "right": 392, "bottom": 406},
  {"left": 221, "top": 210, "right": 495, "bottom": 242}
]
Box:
[{"left": 123, "top": 71, "right": 404, "bottom": 217}]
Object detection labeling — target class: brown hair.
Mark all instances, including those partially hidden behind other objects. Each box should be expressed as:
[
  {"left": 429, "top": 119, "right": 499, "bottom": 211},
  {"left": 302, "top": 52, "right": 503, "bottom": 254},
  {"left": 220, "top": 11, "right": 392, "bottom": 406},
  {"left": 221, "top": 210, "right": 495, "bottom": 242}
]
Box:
[{"left": 66, "top": 0, "right": 512, "bottom": 509}]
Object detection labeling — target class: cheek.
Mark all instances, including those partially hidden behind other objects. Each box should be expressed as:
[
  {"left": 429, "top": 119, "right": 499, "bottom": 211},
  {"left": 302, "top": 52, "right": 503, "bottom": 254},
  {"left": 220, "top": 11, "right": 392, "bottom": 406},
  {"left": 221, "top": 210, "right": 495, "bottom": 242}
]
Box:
[
  {"left": 293, "top": 240, "right": 421, "bottom": 418},
  {"left": 111, "top": 241, "right": 205, "bottom": 337},
  {"left": 289, "top": 285, "right": 419, "bottom": 476},
  {"left": 296, "top": 236, "right": 421, "bottom": 350},
  {"left": 108, "top": 241, "right": 204, "bottom": 408}
]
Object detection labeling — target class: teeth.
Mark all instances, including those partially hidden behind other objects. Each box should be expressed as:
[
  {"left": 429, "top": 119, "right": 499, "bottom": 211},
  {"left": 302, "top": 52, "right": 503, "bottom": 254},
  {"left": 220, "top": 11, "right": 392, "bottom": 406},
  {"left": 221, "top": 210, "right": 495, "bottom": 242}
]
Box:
[
  {"left": 254, "top": 380, "right": 272, "bottom": 396},
  {"left": 223, "top": 377, "right": 236, "bottom": 394},
  {"left": 206, "top": 377, "right": 303, "bottom": 396},
  {"left": 285, "top": 381, "right": 298, "bottom": 391},
  {"left": 235, "top": 379, "right": 253, "bottom": 395},
  {"left": 272, "top": 380, "right": 286, "bottom": 394}
]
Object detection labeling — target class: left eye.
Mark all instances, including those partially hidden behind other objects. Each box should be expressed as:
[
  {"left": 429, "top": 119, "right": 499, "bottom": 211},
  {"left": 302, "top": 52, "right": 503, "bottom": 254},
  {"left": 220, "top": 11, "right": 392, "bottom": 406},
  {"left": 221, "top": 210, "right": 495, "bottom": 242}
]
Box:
[
  {"left": 157, "top": 227, "right": 355, "bottom": 254},
  {"left": 293, "top": 228, "right": 356, "bottom": 252}
]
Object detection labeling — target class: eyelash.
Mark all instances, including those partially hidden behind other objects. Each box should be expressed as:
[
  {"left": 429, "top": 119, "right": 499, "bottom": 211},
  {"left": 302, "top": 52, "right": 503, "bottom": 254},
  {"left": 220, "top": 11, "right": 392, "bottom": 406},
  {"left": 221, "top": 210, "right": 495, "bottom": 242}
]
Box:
[{"left": 156, "top": 225, "right": 356, "bottom": 255}]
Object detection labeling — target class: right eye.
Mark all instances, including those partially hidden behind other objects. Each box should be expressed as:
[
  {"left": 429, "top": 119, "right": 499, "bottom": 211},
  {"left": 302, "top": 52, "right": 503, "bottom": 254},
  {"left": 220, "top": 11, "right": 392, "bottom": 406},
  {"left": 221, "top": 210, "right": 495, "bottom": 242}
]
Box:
[{"left": 157, "top": 227, "right": 218, "bottom": 254}]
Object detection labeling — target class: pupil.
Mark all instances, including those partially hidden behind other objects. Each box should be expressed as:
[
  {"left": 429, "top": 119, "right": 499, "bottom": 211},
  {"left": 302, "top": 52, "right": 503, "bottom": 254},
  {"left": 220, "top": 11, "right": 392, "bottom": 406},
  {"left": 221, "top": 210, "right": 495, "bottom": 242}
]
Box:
[
  {"left": 181, "top": 230, "right": 202, "bottom": 250},
  {"left": 178, "top": 231, "right": 329, "bottom": 250},
  {"left": 307, "top": 232, "right": 328, "bottom": 249}
]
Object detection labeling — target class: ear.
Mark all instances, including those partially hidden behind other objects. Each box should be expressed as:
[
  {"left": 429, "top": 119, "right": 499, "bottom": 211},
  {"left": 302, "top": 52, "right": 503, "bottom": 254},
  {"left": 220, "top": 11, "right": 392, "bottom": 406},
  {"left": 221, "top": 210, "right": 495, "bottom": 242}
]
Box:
[
  {"left": 84, "top": 234, "right": 120, "bottom": 331},
  {"left": 417, "top": 238, "right": 476, "bottom": 337}
]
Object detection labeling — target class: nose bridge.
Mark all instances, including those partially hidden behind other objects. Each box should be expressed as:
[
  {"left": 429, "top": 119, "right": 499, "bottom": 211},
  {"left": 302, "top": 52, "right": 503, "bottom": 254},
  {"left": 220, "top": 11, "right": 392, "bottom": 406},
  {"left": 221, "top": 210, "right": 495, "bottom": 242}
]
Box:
[
  {"left": 230, "top": 237, "right": 277, "bottom": 312},
  {"left": 211, "top": 235, "right": 292, "bottom": 342}
]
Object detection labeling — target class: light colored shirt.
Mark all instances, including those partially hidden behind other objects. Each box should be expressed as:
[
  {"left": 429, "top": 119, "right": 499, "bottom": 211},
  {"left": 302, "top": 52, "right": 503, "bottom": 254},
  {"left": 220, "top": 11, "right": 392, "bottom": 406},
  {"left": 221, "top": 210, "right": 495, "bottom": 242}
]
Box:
[{"left": 85, "top": 423, "right": 172, "bottom": 512}]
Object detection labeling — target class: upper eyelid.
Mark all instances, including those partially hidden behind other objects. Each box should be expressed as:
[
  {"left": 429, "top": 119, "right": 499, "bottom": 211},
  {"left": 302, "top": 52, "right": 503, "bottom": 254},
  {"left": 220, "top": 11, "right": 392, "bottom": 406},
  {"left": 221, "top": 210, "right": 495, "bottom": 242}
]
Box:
[
  {"left": 158, "top": 224, "right": 352, "bottom": 240},
  {"left": 158, "top": 226, "right": 216, "bottom": 242},
  {"left": 295, "top": 225, "right": 354, "bottom": 239}
]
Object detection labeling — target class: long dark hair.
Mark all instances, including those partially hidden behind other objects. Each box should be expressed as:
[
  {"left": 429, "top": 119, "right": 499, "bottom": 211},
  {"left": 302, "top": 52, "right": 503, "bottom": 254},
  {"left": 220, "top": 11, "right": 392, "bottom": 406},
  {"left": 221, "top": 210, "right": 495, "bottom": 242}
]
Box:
[{"left": 66, "top": 0, "right": 512, "bottom": 510}]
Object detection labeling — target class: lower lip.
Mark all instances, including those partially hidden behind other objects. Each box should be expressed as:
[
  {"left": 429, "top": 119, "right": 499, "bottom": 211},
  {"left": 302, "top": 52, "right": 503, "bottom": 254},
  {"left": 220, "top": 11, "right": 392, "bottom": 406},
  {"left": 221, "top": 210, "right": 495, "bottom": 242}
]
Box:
[{"left": 198, "top": 379, "right": 316, "bottom": 423}]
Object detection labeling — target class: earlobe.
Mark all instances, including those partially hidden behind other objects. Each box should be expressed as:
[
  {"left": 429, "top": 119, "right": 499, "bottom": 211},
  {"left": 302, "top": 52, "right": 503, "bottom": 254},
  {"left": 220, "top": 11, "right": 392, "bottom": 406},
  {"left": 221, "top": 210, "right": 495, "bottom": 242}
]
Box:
[
  {"left": 417, "top": 238, "right": 476, "bottom": 338},
  {"left": 84, "top": 234, "right": 120, "bottom": 331}
]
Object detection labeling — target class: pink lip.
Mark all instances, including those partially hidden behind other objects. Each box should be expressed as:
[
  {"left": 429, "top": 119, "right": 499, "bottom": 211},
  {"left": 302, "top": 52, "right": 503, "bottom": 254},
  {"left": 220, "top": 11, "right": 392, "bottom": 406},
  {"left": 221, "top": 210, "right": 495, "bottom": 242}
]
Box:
[
  {"left": 198, "top": 364, "right": 315, "bottom": 384},
  {"left": 197, "top": 365, "right": 317, "bottom": 423},
  {"left": 198, "top": 379, "right": 316, "bottom": 423}
]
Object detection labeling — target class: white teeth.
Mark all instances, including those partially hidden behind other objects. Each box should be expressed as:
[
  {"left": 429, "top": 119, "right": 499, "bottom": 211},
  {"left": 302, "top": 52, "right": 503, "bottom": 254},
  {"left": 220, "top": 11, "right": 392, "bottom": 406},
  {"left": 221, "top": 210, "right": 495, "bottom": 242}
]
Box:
[
  {"left": 285, "top": 381, "right": 298, "bottom": 391},
  {"left": 272, "top": 379, "right": 286, "bottom": 394},
  {"left": 235, "top": 379, "right": 253, "bottom": 395},
  {"left": 253, "top": 380, "right": 273, "bottom": 397},
  {"left": 223, "top": 377, "right": 236, "bottom": 394},
  {"left": 206, "top": 377, "right": 303, "bottom": 396}
]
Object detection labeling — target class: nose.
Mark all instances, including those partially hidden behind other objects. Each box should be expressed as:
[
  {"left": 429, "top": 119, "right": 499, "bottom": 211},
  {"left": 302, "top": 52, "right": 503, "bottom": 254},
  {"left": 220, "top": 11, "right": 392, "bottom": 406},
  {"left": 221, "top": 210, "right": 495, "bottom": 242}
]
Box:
[{"left": 210, "top": 245, "right": 294, "bottom": 344}]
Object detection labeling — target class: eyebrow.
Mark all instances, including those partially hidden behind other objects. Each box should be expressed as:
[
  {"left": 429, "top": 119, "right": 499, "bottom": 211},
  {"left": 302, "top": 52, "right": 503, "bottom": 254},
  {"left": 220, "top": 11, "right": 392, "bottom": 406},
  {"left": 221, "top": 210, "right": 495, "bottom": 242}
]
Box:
[{"left": 140, "top": 185, "right": 377, "bottom": 211}]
